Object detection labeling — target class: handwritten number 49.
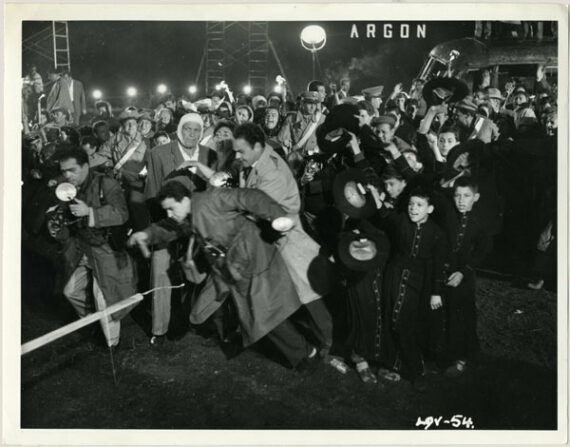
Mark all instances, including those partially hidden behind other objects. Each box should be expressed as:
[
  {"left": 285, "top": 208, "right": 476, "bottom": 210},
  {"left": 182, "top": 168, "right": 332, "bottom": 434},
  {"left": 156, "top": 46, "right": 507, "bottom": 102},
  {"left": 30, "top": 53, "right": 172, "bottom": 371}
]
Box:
[{"left": 415, "top": 415, "right": 474, "bottom": 429}]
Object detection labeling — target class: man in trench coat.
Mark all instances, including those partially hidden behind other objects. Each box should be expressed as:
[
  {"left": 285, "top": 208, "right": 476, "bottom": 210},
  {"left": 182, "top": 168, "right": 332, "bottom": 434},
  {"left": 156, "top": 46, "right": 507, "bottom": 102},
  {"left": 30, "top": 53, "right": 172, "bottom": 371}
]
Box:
[
  {"left": 130, "top": 181, "right": 323, "bottom": 370},
  {"left": 233, "top": 123, "right": 333, "bottom": 356}
]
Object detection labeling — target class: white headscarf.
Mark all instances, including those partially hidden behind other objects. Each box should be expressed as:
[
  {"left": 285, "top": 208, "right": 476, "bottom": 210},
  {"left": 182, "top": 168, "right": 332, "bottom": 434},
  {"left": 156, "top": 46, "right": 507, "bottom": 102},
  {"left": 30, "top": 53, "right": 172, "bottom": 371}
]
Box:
[{"left": 177, "top": 112, "right": 204, "bottom": 145}]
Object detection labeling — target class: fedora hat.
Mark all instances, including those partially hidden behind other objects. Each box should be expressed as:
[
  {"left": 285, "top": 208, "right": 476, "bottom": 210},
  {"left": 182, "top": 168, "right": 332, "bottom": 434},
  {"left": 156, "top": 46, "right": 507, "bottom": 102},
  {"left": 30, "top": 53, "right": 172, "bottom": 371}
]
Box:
[
  {"left": 118, "top": 108, "right": 141, "bottom": 122},
  {"left": 333, "top": 168, "right": 378, "bottom": 219},
  {"left": 423, "top": 77, "right": 469, "bottom": 106},
  {"left": 337, "top": 227, "right": 390, "bottom": 272}
]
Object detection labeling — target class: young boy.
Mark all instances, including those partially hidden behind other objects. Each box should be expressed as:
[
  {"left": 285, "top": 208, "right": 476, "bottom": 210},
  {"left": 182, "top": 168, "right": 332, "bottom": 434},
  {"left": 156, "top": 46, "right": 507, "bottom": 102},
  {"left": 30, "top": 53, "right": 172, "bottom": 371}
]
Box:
[
  {"left": 440, "top": 176, "right": 492, "bottom": 377},
  {"left": 375, "top": 185, "right": 446, "bottom": 389}
]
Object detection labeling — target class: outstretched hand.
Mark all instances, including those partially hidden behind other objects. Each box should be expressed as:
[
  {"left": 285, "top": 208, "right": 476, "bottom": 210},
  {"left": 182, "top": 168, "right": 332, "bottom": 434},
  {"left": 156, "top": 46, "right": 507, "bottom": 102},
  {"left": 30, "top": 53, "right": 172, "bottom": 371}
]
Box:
[{"left": 128, "top": 231, "right": 151, "bottom": 258}]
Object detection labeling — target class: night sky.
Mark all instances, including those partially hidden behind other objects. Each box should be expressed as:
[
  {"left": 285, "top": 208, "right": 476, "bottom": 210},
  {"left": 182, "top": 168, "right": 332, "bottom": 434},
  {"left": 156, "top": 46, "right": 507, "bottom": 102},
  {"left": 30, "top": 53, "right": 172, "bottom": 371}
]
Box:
[{"left": 22, "top": 21, "right": 472, "bottom": 105}]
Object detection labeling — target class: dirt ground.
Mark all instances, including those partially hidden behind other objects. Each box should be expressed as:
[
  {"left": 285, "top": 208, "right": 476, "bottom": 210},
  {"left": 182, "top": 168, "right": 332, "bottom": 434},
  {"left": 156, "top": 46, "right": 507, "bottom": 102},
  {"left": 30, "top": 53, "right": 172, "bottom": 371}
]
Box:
[{"left": 20, "top": 275, "right": 557, "bottom": 430}]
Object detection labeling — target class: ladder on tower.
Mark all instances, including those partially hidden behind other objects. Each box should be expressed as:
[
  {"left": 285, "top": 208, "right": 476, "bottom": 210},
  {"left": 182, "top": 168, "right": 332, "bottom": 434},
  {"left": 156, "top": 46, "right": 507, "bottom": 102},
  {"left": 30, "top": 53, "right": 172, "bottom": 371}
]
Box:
[
  {"left": 248, "top": 22, "right": 269, "bottom": 95},
  {"left": 52, "top": 21, "right": 71, "bottom": 73}
]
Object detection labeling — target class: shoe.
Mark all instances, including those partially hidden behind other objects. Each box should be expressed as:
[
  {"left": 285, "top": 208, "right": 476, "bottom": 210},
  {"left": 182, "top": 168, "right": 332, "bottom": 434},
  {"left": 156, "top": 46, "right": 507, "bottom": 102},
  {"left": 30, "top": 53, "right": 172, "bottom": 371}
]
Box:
[
  {"left": 356, "top": 361, "right": 377, "bottom": 384},
  {"left": 445, "top": 360, "right": 467, "bottom": 378},
  {"left": 149, "top": 334, "right": 166, "bottom": 347},
  {"left": 377, "top": 368, "right": 401, "bottom": 383},
  {"left": 327, "top": 357, "right": 349, "bottom": 374},
  {"left": 527, "top": 279, "right": 544, "bottom": 290}
]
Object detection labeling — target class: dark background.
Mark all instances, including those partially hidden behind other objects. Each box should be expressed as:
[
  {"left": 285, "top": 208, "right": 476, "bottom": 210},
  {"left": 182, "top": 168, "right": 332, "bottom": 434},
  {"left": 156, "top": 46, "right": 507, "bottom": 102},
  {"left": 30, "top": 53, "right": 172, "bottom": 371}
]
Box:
[{"left": 22, "top": 21, "right": 472, "bottom": 102}]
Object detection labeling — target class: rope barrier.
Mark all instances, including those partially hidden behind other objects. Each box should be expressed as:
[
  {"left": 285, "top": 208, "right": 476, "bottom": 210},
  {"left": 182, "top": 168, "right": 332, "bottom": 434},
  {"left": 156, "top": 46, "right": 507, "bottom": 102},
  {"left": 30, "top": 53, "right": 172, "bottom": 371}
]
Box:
[{"left": 21, "top": 284, "right": 185, "bottom": 356}]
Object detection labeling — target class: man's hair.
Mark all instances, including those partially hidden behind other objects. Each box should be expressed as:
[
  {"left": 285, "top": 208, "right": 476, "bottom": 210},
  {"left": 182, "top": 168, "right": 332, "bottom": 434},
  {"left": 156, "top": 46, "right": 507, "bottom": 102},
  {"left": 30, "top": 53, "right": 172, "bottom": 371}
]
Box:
[
  {"left": 307, "top": 80, "right": 325, "bottom": 92},
  {"left": 408, "top": 185, "right": 433, "bottom": 205},
  {"left": 214, "top": 119, "right": 236, "bottom": 135},
  {"left": 80, "top": 135, "right": 98, "bottom": 148},
  {"left": 340, "top": 78, "right": 350, "bottom": 85},
  {"left": 356, "top": 100, "right": 375, "bottom": 116},
  {"left": 93, "top": 120, "right": 109, "bottom": 131},
  {"left": 55, "top": 147, "right": 89, "bottom": 166},
  {"left": 155, "top": 130, "right": 170, "bottom": 140},
  {"left": 438, "top": 121, "right": 460, "bottom": 140},
  {"left": 381, "top": 164, "right": 405, "bottom": 182},
  {"left": 157, "top": 181, "right": 191, "bottom": 203},
  {"left": 233, "top": 122, "right": 266, "bottom": 148},
  {"left": 453, "top": 175, "right": 479, "bottom": 194}
]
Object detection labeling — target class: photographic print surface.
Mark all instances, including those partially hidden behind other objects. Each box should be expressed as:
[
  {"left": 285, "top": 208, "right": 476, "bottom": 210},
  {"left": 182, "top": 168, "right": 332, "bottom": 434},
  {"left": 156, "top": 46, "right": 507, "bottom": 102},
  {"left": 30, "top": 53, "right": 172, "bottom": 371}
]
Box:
[{"left": 5, "top": 3, "right": 568, "bottom": 445}]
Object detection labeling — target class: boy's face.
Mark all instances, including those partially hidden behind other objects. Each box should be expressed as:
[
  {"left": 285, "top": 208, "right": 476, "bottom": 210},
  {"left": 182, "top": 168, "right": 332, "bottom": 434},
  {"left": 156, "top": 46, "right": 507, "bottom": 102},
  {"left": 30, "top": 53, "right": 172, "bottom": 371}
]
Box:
[
  {"left": 374, "top": 123, "right": 394, "bottom": 145},
  {"left": 454, "top": 186, "right": 480, "bottom": 213},
  {"left": 437, "top": 131, "right": 458, "bottom": 157},
  {"left": 236, "top": 108, "right": 250, "bottom": 124},
  {"left": 156, "top": 135, "right": 170, "bottom": 146},
  {"left": 383, "top": 177, "right": 406, "bottom": 199},
  {"left": 408, "top": 195, "right": 433, "bottom": 224},
  {"left": 403, "top": 152, "right": 422, "bottom": 172},
  {"left": 81, "top": 143, "right": 96, "bottom": 156}
]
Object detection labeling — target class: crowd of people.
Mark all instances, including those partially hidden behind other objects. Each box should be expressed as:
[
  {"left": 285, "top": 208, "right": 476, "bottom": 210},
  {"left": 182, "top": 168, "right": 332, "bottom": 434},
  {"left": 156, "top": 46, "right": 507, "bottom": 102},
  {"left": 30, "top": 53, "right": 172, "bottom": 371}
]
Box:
[{"left": 21, "top": 52, "right": 557, "bottom": 391}]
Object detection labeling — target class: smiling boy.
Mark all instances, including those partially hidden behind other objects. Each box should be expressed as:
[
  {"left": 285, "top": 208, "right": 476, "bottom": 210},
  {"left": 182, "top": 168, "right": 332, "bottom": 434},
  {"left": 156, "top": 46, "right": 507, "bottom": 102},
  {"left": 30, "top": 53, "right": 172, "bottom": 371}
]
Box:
[{"left": 376, "top": 185, "right": 446, "bottom": 389}]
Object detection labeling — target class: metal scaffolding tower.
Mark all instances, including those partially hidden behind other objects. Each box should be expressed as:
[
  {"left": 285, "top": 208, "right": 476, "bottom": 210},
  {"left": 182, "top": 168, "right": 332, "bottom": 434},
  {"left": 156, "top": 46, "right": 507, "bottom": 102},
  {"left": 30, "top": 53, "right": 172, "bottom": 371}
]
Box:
[
  {"left": 22, "top": 21, "right": 71, "bottom": 73},
  {"left": 204, "top": 21, "right": 269, "bottom": 94},
  {"left": 205, "top": 22, "right": 225, "bottom": 93}
]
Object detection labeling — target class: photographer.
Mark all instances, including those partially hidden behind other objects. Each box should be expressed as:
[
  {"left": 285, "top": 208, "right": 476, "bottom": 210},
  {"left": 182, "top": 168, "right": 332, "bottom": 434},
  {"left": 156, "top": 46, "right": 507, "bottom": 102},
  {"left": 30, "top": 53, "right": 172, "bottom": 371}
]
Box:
[{"left": 49, "top": 147, "right": 136, "bottom": 348}]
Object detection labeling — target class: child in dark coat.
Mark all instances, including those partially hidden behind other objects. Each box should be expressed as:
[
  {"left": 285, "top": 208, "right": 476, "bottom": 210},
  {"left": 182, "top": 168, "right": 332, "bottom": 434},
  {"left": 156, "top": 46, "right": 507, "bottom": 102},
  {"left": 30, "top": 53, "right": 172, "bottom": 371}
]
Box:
[
  {"left": 440, "top": 176, "right": 492, "bottom": 377},
  {"left": 373, "top": 185, "right": 447, "bottom": 388}
]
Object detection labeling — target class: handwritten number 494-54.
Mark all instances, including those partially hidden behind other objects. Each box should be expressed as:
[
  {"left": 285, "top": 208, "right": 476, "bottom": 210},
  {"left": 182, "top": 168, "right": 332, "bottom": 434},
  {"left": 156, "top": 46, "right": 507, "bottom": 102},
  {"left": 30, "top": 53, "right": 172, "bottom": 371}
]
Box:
[{"left": 415, "top": 415, "right": 475, "bottom": 429}]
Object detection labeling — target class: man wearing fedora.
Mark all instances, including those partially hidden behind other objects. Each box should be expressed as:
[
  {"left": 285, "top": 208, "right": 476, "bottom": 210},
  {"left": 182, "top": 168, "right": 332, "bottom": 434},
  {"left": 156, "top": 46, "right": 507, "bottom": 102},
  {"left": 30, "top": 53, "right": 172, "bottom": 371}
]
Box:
[
  {"left": 278, "top": 90, "right": 325, "bottom": 156},
  {"left": 454, "top": 98, "right": 499, "bottom": 143},
  {"left": 484, "top": 87, "right": 515, "bottom": 139},
  {"left": 98, "top": 108, "right": 151, "bottom": 231}
]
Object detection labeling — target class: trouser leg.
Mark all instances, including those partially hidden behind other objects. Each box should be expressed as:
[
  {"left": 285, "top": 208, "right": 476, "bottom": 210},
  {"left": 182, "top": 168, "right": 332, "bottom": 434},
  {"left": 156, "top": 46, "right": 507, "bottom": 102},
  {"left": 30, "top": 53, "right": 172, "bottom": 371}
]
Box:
[
  {"left": 302, "top": 300, "right": 333, "bottom": 355},
  {"left": 63, "top": 264, "right": 92, "bottom": 317},
  {"left": 151, "top": 248, "right": 171, "bottom": 336},
  {"left": 266, "top": 318, "right": 311, "bottom": 368},
  {"left": 93, "top": 276, "right": 121, "bottom": 347}
]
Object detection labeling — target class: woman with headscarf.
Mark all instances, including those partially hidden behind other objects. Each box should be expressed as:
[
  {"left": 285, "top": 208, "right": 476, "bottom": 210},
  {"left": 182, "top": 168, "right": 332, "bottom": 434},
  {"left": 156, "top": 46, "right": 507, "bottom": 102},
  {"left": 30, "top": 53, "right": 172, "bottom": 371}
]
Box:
[
  {"left": 234, "top": 104, "right": 254, "bottom": 126},
  {"left": 144, "top": 112, "right": 218, "bottom": 345}
]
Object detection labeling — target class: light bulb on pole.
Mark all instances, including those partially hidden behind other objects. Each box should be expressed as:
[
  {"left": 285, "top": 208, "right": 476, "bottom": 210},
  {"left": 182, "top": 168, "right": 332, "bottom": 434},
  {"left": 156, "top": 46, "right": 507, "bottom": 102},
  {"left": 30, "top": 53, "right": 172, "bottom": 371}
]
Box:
[
  {"left": 300, "top": 25, "right": 327, "bottom": 80},
  {"left": 243, "top": 85, "right": 252, "bottom": 95},
  {"left": 92, "top": 89, "right": 103, "bottom": 100},
  {"left": 157, "top": 84, "right": 168, "bottom": 94},
  {"left": 126, "top": 87, "right": 137, "bottom": 97},
  {"left": 188, "top": 85, "right": 197, "bottom": 95}
]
